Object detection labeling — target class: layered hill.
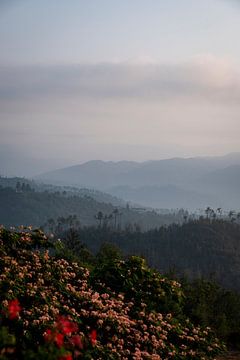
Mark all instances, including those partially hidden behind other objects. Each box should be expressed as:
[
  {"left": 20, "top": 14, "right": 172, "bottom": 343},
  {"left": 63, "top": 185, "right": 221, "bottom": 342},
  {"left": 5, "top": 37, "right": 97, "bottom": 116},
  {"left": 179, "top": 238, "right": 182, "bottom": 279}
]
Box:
[
  {"left": 36, "top": 153, "right": 240, "bottom": 210},
  {"left": 0, "top": 181, "right": 182, "bottom": 229}
]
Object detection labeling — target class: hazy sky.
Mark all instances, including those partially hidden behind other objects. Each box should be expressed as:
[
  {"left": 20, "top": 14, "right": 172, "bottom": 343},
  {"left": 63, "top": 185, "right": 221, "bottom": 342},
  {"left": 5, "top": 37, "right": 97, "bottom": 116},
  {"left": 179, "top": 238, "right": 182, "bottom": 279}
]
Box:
[{"left": 1, "top": 0, "right": 240, "bottom": 176}]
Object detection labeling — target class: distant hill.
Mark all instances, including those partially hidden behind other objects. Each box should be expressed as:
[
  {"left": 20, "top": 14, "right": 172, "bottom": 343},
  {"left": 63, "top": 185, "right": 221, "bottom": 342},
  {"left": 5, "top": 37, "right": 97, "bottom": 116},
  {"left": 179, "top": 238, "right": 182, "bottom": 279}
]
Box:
[
  {"left": 108, "top": 184, "right": 219, "bottom": 209},
  {"left": 199, "top": 165, "right": 240, "bottom": 191},
  {"left": 36, "top": 153, "right": 240, "bottom": 210},
  {"left": 0, "top": 176, "right": 126, "bottom": 207},
  {"left": 35, "top": 160, "right": 142, "bottom": 188},
  {"left": 0, "top": 181, "right": 184, "bottom": 229}
]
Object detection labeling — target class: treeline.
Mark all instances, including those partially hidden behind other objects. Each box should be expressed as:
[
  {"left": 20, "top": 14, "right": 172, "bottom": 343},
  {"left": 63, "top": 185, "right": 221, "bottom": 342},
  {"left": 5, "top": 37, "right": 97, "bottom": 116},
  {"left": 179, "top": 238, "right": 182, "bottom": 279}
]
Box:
[{"left": 48, "top": 218, "right": 240, "bottom": 292}]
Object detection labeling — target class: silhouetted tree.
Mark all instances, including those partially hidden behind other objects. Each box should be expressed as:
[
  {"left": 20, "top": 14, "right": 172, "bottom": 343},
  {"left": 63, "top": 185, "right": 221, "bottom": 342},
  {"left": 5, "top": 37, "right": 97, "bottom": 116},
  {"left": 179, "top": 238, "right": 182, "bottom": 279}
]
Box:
[
  {"left": 95, "top": 211, "right": 104, "bottom": 227},
  {"left": 16, "top": 181, "right": 21, "bottom": 192}
]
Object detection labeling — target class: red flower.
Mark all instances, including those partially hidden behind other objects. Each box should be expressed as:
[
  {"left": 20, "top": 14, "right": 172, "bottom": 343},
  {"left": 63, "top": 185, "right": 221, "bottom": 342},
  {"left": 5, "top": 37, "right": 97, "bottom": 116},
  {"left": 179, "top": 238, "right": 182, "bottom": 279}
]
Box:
[
  {"left": 57, "top": 316, "right": 78, "bottom": 335},
  {"left": 70, "top": 334, "right": 83, "bottom": 349},
  {"left": 8, "top": 299, "right": 21, "bottom": 320},
  {"left": 44, "top": 329, "right": 64, "bottom": 348},
  {"left": 90, "top": 329, "right": 97, "bottom": 345},
  {"left": 44, "top": 329, "right": 53, "bottom": 342},
  {"left": 55, "top": 332, "right": 64, "bottom": 348},
  {"left": 58, "top": 354, "right": 72, "bottom": 360}
]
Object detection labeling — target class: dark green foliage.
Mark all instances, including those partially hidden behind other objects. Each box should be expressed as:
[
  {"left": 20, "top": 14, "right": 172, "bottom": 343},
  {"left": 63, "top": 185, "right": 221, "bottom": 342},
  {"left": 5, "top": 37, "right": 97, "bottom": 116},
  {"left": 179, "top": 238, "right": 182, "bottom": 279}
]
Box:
[
  {"left": 57, "top": 219, "right": 240, "bottom": 291},
  {"left": 58, "top": 228, "right": 95, "bottom": 266},
  {"left": 182, "top": 278, "right": 240, "bottom": 349},
  {"left": 95, "top": 242, "right": 123, "bottom": 265}
]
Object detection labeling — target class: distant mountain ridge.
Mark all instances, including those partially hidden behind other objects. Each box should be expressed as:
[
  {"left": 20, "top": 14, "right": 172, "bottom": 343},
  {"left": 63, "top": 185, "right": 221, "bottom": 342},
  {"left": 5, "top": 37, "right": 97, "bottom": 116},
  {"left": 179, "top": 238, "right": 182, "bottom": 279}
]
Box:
[{"left": 36, "top": 153, "right": 240, "bottom": 210}]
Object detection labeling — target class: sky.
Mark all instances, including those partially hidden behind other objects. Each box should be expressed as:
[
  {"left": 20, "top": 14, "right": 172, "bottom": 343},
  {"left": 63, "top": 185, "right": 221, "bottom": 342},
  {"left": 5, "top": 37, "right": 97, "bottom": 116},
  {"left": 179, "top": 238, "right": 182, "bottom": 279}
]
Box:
[{"left": 0, "top": 0, "right": 240, "bottom": 176}]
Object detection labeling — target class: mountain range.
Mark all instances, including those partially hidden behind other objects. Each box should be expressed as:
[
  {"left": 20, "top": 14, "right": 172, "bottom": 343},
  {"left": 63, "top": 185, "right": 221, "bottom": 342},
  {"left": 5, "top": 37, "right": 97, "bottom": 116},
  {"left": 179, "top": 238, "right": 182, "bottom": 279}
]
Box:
[{"left": 36, "top": 153, "right": 240, "bottom": 210}]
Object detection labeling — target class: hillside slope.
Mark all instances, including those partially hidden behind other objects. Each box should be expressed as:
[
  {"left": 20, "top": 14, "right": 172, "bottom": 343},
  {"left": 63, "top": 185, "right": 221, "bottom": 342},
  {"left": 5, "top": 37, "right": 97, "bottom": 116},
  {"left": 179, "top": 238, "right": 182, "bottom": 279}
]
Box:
[{"left": 0, "top": 186, "right": 181, "bottom": 229}]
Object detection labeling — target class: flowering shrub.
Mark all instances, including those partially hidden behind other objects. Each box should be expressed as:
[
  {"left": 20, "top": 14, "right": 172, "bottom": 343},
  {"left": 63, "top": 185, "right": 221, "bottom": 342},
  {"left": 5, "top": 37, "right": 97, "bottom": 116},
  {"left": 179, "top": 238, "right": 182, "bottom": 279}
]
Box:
[
  {"left": 91, "top": 255, "right": 184, "bottom": 316},
  {"left": 0, "top": 226, "right": 225, "bottom": 359}
]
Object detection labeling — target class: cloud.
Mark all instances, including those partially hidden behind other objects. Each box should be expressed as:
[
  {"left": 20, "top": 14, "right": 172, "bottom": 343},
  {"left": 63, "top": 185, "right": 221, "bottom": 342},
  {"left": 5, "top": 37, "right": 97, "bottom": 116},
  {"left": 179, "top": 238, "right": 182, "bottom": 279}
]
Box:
[
  {"left": 0, "top": 56, "right": 239, "bottom": 105},
  {"left": 0, "top": 0, "right": 20, "bottom": 12},
  {"left": 0, "top": 55, "right": 240, "bottom": 174}
]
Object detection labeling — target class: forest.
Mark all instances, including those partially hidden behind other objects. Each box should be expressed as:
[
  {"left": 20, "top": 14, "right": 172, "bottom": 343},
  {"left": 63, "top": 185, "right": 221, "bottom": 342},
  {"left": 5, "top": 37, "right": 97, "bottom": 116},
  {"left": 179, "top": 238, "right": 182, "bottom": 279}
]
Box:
[
  {"left": 43, "top": 217, "right": 240, "bottom": 292},
  {"left": 1, "top": 177, "right": 240, "bottom": 358}
]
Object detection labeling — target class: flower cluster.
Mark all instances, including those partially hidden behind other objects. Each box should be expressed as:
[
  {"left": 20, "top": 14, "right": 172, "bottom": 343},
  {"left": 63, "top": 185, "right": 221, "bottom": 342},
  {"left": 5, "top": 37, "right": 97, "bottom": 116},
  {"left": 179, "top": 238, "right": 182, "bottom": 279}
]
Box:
[
  {"left": 0, "top": 227, "right": 225, "bottom": 359},
  {"left": 7, "top": 299, "right": 21, "bottom": 320}
]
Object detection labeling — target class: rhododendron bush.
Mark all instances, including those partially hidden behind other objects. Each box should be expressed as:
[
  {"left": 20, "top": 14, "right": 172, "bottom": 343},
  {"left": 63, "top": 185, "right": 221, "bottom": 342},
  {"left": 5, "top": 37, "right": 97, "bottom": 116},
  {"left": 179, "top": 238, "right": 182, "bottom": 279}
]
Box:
[{"left": 0, "top": 227, "right": 224, "bottom": 359}]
